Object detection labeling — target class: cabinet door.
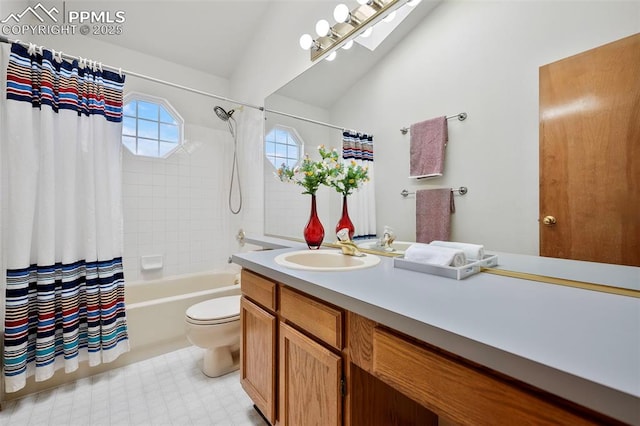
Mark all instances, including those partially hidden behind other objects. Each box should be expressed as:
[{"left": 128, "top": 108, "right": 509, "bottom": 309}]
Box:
[
  {"left": 279, "top": 322, "right": 342, "bottom": 426},
  {"left": 240, "top": 297, "right": 277, "bottom": 425}
]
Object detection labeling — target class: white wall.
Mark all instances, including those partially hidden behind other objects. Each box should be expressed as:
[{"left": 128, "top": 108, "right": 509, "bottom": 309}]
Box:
[{"left": 330, "top": 0, "right": 639, "bottom": 254}]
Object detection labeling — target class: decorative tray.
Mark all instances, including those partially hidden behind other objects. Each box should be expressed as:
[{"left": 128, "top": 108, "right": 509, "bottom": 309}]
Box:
[{"left": 393, "top": 254, "right": 498, "bottom": 280}]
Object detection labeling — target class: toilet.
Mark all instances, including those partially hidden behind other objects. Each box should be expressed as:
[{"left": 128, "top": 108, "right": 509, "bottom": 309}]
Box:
[{"left": 185, "top": 294, "right": 241, "bottom": 377}]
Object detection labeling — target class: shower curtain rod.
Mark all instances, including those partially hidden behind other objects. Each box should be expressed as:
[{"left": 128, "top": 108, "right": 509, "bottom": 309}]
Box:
[
  {"left": 264, "top": 108, "right": 347, "bottom": 132},
  {"left": 1, "top": 36, "right": 357, "bottom": 133},
  {"left": 0, "top": 35, "right": 265, "bottom": 112}
]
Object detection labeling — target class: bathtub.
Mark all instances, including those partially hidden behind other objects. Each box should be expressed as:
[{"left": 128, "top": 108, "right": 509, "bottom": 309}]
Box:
[{"left": 124, "top": 269, "right": 242, "bottom": 362}]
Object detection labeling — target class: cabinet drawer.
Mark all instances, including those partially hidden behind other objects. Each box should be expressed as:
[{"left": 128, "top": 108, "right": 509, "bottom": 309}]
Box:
[
  {"left": 372, "top": 327, "right": 598, "bottom": 425},
  {"left": 241, "top": 269, "right": 277, "bottom": 312},
  {"left": 280, "top": 286, "right": 343, "bottom": 350}
]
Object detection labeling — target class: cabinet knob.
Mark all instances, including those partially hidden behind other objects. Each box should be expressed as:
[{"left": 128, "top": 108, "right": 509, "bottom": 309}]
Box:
[{"left": 542, "top": 216, "right": 557, "bottom": 226}]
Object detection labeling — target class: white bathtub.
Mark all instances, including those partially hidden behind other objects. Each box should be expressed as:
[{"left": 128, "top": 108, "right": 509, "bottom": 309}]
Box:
[{"left": 125, "top": 269, "right": 242, "bottom": 360}]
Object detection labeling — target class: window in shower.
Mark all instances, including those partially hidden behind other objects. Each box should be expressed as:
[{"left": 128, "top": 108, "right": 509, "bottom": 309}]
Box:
[
  {"left": 122, "top": 93, "right": 184, "bottom": 158},
  {"left": 265, "top": 125, "right": 303, "bottom": 170}
]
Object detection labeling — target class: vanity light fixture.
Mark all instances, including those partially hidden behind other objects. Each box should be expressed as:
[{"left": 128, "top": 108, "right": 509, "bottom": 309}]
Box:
[
  {"left": 357, "top": 0, "right": 385, "bottom": 7},
  {"left": 299, "top": 0, "right": 411, "bottom": 62},
  {"left": 333, "top": 4, "right": 355, "bottom": 24},
  {"left": 299, "top": 33, "right": 319, "bottom": 50},
  {"left": 315, "top": 19, "right": 331, "bottom": 37}
]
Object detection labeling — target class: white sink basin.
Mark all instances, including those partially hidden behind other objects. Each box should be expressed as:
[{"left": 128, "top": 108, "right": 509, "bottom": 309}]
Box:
[
  {"left": 358, "top": 241, "right": 414, "bottom": 254},
  {"left": 274, "top": 250, "right": 380, "bottom": 271}
]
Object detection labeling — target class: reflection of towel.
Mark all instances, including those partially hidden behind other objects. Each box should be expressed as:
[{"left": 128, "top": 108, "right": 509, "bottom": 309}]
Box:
[
  {"left": 409, "top": 116, "right": 448, "bottom": 178},
  {"left": 416, "top": 188, "right": 454, "bottom": 243},
  {"left": 430, "top": 241, "right": 485, "bottom": 260},
  {"left": 405, "top": 243, "right": 466, "bottom": 267}
]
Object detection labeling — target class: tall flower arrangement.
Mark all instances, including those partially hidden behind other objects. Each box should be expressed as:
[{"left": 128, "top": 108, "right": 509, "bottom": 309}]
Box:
[
  {"left": 276, "top": 145, "right": 370, "bottom": 245},
  {"left": 276, "top": 145, "right": 369, "bottom": 195},
  {"left": 276, "top": 149, "right": 331, "bottom": 195},
  {"left": 321, "top": 146, "right": 369, "bottom": 196}
]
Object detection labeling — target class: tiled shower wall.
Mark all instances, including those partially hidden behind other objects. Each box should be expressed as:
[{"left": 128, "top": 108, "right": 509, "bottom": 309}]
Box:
[{"left": 122, "top": 124, "right": 233, "bottom": 282}]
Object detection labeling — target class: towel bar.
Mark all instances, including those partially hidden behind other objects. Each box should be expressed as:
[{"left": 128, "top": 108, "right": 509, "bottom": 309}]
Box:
[
  {"left": 400, "top": 112, "right": 467, "bottom": 134},
  {"left": 401, "top": 187, "right": 468, "bottom": 197}
]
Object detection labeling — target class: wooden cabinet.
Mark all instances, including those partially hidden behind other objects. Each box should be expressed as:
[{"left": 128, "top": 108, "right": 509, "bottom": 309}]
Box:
[
  {"left": 279, "top": 286, "right": 343, "bottom": 350},
  {"left": 348, "top": 311, "right": 615, "bottom": 426},
  {"left": 279, "top": 322, "right": 342, "bottom": 426},
  {"left": 240, "top": 269, "right": 344, "bottom": 426},
  {"left": 241, "top": 268, "right": 616, "bottom": 425},
  {"left": 240, "top": 271, "right": 277, "bottom": 425}
]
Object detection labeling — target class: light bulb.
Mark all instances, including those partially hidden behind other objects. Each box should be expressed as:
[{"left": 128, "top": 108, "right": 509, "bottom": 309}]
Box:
[
  {"left": 407, "top": 0, "right": 422, "bottom": 6},
  {"left": 360, "top": 27, "right": 373, "bottom": 38},
  {"left": 333, "top": 4, "right": 350, "bottom": 23},
  {"left": 315, "top": 19, "right": 330, "bottom": 37},
  {"left": 342, "top": 40, "right": 354, "bottom": 50},
  {"left": 325, "top": 51, "right": 337, "bottom": 61},
  {"left": 382, "top": 11, "right": 396, "bottom": 23},
  {"left": 299, "top": 34, "right": 314, "bottom": 50}
]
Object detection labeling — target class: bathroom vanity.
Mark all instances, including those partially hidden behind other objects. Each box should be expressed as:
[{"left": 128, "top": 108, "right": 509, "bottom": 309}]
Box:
[{"left": 232, "top": 247, "right": 639, "bottom": 425}]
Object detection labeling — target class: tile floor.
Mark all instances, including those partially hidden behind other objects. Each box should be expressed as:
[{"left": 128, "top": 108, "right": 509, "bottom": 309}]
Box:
[{"left": 0, "top": 346, "right": 266, "bottom": 426}]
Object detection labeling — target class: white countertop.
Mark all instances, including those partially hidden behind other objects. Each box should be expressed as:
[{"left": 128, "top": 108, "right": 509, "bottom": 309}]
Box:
[{"left": 232, "top": 241, "right": 640, "bottom": 425}]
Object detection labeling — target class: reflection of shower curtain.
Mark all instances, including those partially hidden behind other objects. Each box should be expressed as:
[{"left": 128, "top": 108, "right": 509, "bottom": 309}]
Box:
[
  {"left": 342, "top": 131, "right": 376, "bottom": 238},
  {"left": 2, "top": 43, "right": 129, "bottom": 392}
]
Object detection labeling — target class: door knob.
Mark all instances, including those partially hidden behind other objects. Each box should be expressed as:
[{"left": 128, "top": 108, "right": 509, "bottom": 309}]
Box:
[{"left": 542, "top": 216, "right": 557, "bottom": 226}]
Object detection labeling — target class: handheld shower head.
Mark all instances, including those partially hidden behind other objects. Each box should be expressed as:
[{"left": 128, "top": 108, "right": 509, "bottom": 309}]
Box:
[
  {"left": 213, "top": 105, "right": 243, "bottom": 214},
  {"left": 214, "top": 106, "right": 234, "bottom": 122}
]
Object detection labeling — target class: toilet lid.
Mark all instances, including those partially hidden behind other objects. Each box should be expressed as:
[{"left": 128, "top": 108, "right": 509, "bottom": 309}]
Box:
[{"left": 186, "top": 295, "right": 241, "bottom": 324}]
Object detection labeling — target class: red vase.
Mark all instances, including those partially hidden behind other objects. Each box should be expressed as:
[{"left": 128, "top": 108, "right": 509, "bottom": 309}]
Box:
[
  {"left": 304, "top": 194, "right": 324, "bottom": 249},
  {"left": 335, "top": 195, "right": 355, "bottom": 240}
]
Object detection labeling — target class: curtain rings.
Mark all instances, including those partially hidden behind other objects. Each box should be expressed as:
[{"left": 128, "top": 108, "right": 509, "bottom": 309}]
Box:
[{"left": 51, "top": 49, "right": 63, "bottom": 63}]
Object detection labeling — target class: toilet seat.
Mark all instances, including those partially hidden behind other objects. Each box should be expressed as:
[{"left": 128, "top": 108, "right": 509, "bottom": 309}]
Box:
[{"left": 186, "top": 295, "right": 241, "bottom": 325}]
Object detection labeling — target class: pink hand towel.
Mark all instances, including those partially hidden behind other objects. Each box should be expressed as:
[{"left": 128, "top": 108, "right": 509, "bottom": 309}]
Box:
[
  {"left": 409, "top": 116, "right": 448, "bottom": 178},
  {"left": 416, "top": 188, "right": 455, "bottom": 243}
]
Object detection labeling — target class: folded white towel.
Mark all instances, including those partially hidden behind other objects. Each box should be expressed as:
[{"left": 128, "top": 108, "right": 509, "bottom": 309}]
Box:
[
  {"left": 404, "top": 243, "right": 467, "bottom": 267},
  {"left": 429, "top": 241, "right": 485, "bottom": 260}
]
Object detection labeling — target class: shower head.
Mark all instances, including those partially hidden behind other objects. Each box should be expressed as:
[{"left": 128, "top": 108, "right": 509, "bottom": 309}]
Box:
[{"left": 214, "top": 106, "right": 234, "bottom": 122}]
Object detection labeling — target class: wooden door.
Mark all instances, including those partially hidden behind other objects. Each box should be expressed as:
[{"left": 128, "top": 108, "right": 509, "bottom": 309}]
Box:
[
  {"left": 279, "top": 322, "right": 342, "bottom": 426},
  {"left": 240, "top": 297, "right": 277, "bottom": 425},
  {"left": 539, "top": 33, "right": 640, "bottom": 266}
]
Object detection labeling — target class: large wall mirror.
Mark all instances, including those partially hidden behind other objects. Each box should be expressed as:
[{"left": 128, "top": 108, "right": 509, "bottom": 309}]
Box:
[{"left": 264, "top": 1, "right": 639, "bottom": 277}]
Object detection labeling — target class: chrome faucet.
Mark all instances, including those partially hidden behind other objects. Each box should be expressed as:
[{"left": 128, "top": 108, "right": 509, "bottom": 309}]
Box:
[{"left": 335, "top": 228, "right": 365, "bottom": 257}]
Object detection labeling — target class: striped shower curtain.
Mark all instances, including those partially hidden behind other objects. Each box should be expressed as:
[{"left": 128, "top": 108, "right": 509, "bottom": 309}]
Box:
[
  {"left": 342, "top": 131, "right": 376, "bottom": 238},
  {"left": 2, "top": 43, "right": 129, "bottom": 392}
]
